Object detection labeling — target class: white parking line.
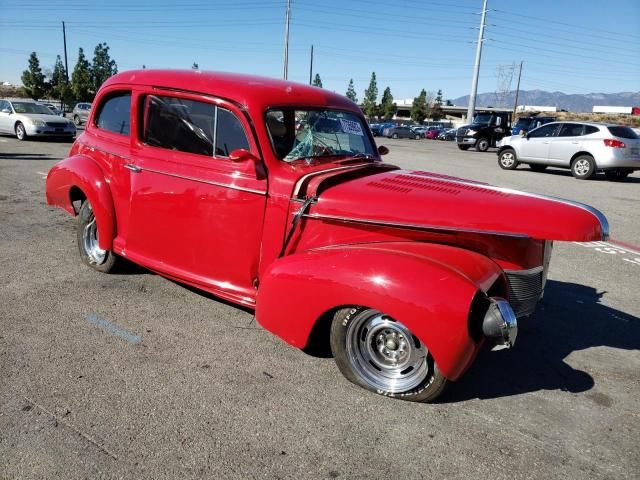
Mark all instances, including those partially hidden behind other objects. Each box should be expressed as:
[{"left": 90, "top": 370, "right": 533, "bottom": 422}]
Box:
[
  {"left": 36, "top": 171, "right": 48, "bottom": 178},
  {"left": 574, "top": 241, "right": 640, "bottom": 266}
]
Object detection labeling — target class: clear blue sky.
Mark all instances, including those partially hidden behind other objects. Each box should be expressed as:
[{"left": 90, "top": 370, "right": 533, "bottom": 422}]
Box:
[{"left": 1, "top": 0, "right": 639, "bottom": 101}]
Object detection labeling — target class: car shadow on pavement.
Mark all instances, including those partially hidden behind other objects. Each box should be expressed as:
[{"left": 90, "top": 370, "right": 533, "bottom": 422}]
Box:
[
  {"left": 0, "top": 152, "right": 57, "bottom": 161},
  {"left": 441, "top": 279, "right": 640, "bottom": 402},
  {"left": 517, "top": 167, "right": 640, "bottom": 183}
]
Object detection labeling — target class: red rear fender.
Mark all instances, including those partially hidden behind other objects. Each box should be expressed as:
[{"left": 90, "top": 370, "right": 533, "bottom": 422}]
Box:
[
  {"left": 45, "top": 155, "right": 116, "bottom": 250},
  {"left": 256, "top": 242, "right": 504, "bottom": 380}
]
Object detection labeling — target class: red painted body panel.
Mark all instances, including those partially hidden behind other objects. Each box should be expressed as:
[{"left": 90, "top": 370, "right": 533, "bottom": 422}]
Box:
[
  {"left": 46, "top": 154, "right": 116, "bottom": 250},
  {"left": 256, "top": 242, "right": 503, "bottom": 380},
  {"left": 45, "top": 70, "right": 610, "bottom": 386}
]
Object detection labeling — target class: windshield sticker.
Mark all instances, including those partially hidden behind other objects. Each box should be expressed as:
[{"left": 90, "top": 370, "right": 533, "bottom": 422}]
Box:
[{"left": 339, "top": 118, "right": 364, "bottom": 136}]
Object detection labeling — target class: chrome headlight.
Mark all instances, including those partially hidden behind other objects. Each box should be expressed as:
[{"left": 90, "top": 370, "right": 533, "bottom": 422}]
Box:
[
  {"left": 466, "top": 129, "right": 476, "bottom": 135},
  {"left": 29, "top": 119, "right": 46, "bottom": 127}
]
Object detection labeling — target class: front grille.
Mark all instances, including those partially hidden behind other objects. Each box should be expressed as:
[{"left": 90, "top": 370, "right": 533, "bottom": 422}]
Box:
[
  {"left": 505, "top": 268, "right": 544, "bottom": 318},
  {"left": 456, "top": 128, "right": 468, "bottom": 139},
  {"left": 46, "top": 122, "right": 67, "bottom": 127}
]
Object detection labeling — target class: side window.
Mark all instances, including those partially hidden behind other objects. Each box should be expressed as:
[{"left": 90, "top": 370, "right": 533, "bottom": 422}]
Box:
[
  {"left": 95, "top": 92, "right": 131, "bottom": 135},
  {"left": 0, "top": 100, "right": 8, "bottom": 111},
  {"left": 142, "top": 95, "right": 215, "bottom": 156},
  {"left": 215, "top": 108, "right": 249, "bottom": 156},
  {"left": 558, "top": 123, "right": 584, "bottom": 137},
  {"left": 528, "top": 123, "right": 558, "bottom": 138},
  {"left": 584, "top": 125, "right": 599, "bottom": 135}
]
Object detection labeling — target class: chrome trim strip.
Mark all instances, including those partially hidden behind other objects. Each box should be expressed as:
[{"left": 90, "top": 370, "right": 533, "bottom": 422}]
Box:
[
  {"left": 503, "top": 266, "right": 543, "bottom": 276},
  {"left": 402, "top": 171, "right": 610, "bottom": 240},
  {"left": 292, "top": 164, "right": 376, "bottom": 197},
  {"left": 140, "top": 167, "right": 267, "bottom": 195},
  {"left": 79, "top": 142, "right": 266, "bottom": 196},
  {"left": 301, "top": 213, "right": 530, "bottom": 238}
]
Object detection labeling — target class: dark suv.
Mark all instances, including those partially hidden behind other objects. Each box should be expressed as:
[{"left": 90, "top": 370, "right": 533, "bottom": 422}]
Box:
[
  {"left": 386, "top": 126, "right": 422, "bottom": 139},
  {"left": 511, "top": 116, "right": 556, "bottom": 136}
]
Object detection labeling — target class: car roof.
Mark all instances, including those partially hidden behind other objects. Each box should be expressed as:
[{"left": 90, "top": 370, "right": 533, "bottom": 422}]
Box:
[
  {"left": 2, "top": 98, "right": 36, "bottom": 103},
  {"left": 102, "top": 69, "right": 358, "bottom": 113}
]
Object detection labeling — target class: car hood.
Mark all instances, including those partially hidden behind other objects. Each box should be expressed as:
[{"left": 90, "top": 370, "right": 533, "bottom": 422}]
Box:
[
  {"left": 18, "top": 113, "right": 71, "bottom": 123},
  {"left": 309, "top": 169, "right": 608, "bottom": 241}
]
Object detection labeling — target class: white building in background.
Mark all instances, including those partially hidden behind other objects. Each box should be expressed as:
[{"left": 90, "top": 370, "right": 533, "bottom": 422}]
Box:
[
  {"left": 516, "top": 105, "right": 558, "bottom": 112},
  {"left": 592, "top": 106, "right": 633, "bottom": 114}
]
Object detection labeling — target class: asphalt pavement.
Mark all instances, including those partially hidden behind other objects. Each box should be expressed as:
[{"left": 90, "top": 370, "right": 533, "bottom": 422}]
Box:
[{"left": 1, "top": 134, "right": 638, "bottom": 479}]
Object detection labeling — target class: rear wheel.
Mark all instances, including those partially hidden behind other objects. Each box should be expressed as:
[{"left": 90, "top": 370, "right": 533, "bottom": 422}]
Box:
[
  {"left": 457, "top": 144, "right": 470, "bottom": 151},
  {"left": 15, "top": 122, "right": 27, "bottom": 141},
  {"left": 77, "top": 201, "right": 118, "bottom": 273},
  {"left": 498, "top": 149, "right": 519, "bottom": 170},
  {"left": 529, "top": 164, "right": 548, "bottom": 172},
  {"left": 392, "top": 133, "right": 398, "bottom": 139},
  {"left": 415, "top": 134, "right": 421, "bottom": 140},
  {"left": 475, "top": 137, "right": 490, "bottom": 152},
  {"left": 571, "top": 155, "right": 596, "bottom": 179},
  {"left": 73, "top": 115, "right": 82, "bottom": 126},
  {"left": 604, "top": 169, "right": 631, "bottom": 181},
  {"left": 330, "top": 307, "right": 448, "bottom": 403}
]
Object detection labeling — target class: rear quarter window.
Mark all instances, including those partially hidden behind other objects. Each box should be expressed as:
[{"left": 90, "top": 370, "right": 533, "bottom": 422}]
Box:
[
  {"left": 584, "top": 125, "right": 600, "bottom": 135},
  {"left": 95, "top": 92, "right": 131, "bottom": 136},
  {"left": 607, "top": 126, "right": 639, "bottom": 139}
]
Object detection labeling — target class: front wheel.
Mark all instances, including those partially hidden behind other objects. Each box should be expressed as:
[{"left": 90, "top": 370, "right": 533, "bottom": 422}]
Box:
[
  {"left": 15, "top": 122, "right": 28, "bottom": 141},
  {"left": 475, "top": 137, "right": 490, "bottom": 152},
  {"left": 415, "top": 134, "right": 421, "bottom": 140},
  {"left": 330, "top": 307, "right": 448, "bottom": 402},
  {"left": 498, "top": 149, "right": 519, "bottom": 170},
  {"left": 457, "top": 144, "right": 470, "bottom": 151},
  {"left": 77, "top": 201, "right": 118, "bottom": 273},
  {"left": 571, "top": 155, "right": 596, "bottom": 179},
  {"left": 73, "top": 115, "right": 82, "bottom": 126},
  {"left": 392, "top": 133, "right": 398, "bottom": 139}
]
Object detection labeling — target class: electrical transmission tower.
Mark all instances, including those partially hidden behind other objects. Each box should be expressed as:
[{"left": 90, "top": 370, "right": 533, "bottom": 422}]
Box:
[{"left": 494, "top": 63, "right": 515, "bottom": 107}]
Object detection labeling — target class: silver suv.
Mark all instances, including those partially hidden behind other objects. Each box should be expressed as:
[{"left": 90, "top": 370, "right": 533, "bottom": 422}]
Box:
[
  {"left": 497, "top": 122, "right": 640, "bottom": 181},
  {"left": 72, "top": 102, "right": 92, "bottom": 126}
]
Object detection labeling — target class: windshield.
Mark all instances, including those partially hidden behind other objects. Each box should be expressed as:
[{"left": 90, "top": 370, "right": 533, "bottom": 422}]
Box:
[
  {"left": 266, "top": 108, "right": 376, "bottom": 162},
  {"left": 515, "top": 118, "right": 533, "bottom": 128},
  {"left": 472, "top": 114, "right": 493, "bottom": 124},
  {"left": 12, "top": 102, "right": 54, "bottom": 114}
]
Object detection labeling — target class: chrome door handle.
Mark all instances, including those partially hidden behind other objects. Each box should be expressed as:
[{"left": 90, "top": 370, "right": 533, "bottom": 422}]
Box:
[{"left": 124, "top": 164, "right": 142, "bottom": 173}]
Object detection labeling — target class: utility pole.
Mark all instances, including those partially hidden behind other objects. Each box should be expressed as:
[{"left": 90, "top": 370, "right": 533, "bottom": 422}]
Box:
[
  {"left": 512, "top": 60, "right": 523, "bottom": 118},
  {"left": 309, "top": 45, "right": 314, "bottom": 85},
  {"left": 282, "top": 0, "right": 292, "bottom": 80},
  {"left": 466, "top": 0, "right": 488, "bottom": 122},
  {"left": 62, "top": 21, "right": 69, "bottom": 82}
]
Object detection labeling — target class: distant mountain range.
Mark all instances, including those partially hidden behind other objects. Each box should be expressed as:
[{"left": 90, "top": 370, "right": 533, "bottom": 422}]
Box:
[{"left": 451, "top": 90, "right": 640, "bottom": 113}]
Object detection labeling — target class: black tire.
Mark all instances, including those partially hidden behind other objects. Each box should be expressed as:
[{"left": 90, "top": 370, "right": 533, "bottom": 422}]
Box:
[
  {"left": 457, "top": 144, "right": 470, "bottom": 151},
  {"left": 604, "top": 169, "right": 630, "bottom": 181},
  {"left": 392, "top": 133, "right": 398, "bottom": 139},
  {"left": 529, "top": 164, "right": 548, "bottom": 172},
  {"left": 77, "top": 201, "right": 118, "bottom": 273},
  {"left": 475, "top": 137, "right": 490, "bottom": 152},
  {"left": 571, "top": 155, "right": 596, "bottom": 180},
  {"left": 73, "top": 115, "right": 82, "bottom": 126},
  {"left": 498, "top": 149, "right": 519, "bottom": 170},
  {"left": 15, "top": 122, "right": 28, "bottom": 141},
  {"left": 330, "top": 307, "right": 448, "bottom": 403}
]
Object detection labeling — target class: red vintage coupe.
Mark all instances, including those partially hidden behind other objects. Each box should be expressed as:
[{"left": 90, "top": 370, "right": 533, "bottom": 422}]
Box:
[{"left": 46, "top": 70, "right": 608, "bottom": 402}]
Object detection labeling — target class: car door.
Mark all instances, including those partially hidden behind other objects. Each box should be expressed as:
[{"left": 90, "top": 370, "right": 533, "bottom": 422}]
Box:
[
  {"left": 125, "top": 90, "right": 267, "bottom": 302},
  {"left": 0, "top": 100, "right": 12, "bottom": 133},
  {"left": 516, "top": 123, "right": 560, "bottom": 162},
  {"left": 547, "top": 123, "right": 585, "bottom": 166}
]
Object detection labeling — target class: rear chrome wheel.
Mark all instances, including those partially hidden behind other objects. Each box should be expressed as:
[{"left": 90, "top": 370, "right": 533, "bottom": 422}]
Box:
[
  {"left": 330, "top": 307, "right": 447, "bottom": 402},
  {"left": 77, "top": 201, "right": 118, "bottom": 273}
]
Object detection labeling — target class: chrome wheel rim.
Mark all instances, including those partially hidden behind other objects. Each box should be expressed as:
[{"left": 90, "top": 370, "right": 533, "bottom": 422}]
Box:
[
  {"left": 501, "top": 152, "right": 515, "bottom": 167},
  {"left": 478, "top": 139, "right": 489, "bottom": 150},
  {"left": 346, "top": 310, "right": 429, "bottom": 393},
  {"left": 574, "top": 159, "right": 590, "bottom": 176},
  {"left": 16, "top": 125, "right": 25, "bottom": 139},
  {"left": 82, "top": 207, "right": 106, "bottom": 265}
]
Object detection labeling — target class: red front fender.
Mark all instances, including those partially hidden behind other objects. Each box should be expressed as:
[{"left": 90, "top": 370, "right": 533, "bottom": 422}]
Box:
[
  {"left": 46, "top": 155, "right": 116, "bottom": 250},
  {"left": 256, "top": 242, "right": 504, "bottom": 381}
]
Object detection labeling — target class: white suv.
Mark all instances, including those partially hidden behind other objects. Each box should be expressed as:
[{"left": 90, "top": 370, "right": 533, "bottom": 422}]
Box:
[{"left": 497, "top": 122, "right": 640, "bottom": 181}]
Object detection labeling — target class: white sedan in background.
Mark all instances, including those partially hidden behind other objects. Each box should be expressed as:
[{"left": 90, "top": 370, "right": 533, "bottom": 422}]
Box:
[{"left": 0, "top": 98, "right": 76, "bottom": 141}]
